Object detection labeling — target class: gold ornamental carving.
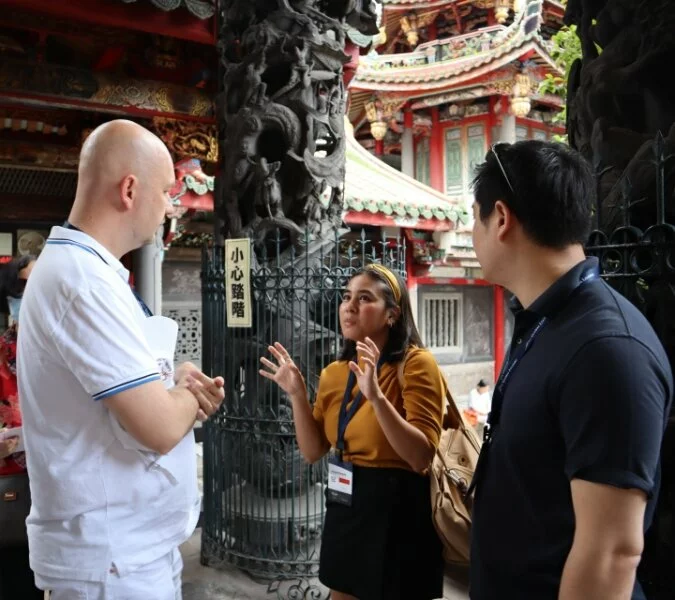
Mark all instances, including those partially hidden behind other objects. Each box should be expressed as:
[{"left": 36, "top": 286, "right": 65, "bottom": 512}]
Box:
[
  {"left": 152, "top": 118, "right": 218, "bottom": 163},
  {"left": 487, "top": 79, "right": 515, "bottom": 96}
]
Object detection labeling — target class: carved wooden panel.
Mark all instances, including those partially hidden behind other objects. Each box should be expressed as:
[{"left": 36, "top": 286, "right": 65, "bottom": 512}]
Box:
[{"left": 163, "top": 301, "right": 202, "bottom": 368}]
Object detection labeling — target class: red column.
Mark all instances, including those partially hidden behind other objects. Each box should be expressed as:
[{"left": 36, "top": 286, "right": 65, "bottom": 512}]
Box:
[
  {"left": 405, "top": 236, "right": 417, "bottom": 291},
  {"left": 375, "top": 139, "right": 384, "bottom": 156},
  {"left": 493, "top": 285, "right": 505, "bottom": 381},
  {"left": 404, "top": 108, "right": 413, "bottom": 129},
  {"left": 429, "top": 107, "right": 444, "bottom": 192},
  {"left": 343, "top": 41, "right": 360, "bottom": 87},
  {"left": 428, "top": 19, "right": 437, "bottom": 42}
]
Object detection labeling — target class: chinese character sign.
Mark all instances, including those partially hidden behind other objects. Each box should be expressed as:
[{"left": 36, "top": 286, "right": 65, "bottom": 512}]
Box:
[{"left": 225, "top": 239, "right": 252, "bottom": 328}]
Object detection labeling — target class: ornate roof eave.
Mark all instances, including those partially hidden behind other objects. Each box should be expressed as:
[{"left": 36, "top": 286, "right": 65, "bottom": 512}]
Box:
[
  {"left": 0, "top": 59, "right": 215, "bottom": 122},
  {"left": 354, "top": 0, "right": 556, "bottom": 87},
  {"left": 351, "top": 38, "right": 560, "bottom": 92},
  {"left": 380, "top": 0, "right": 563, "bottom": 11}
]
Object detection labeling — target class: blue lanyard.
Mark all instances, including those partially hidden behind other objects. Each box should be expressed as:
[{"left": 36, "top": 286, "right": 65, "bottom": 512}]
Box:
[
  {"left": 336, "top": 358, "right": 383, "bottom": 459},
  {"left": 484, "top": 267, "right": 599, "bottom": 443},
  {"left": 482, "top": 316, "right": 547, "bottom": 443},
  {"left": 467, "top": 265, "right": 599, "bottom": 498},
  {"left": 62, "top": 222, "right": 153, "bottom": 318}
]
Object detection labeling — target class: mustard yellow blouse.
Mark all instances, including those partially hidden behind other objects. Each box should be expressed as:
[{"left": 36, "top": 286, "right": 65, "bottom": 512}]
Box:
[{"left": 312, "top": 347, "right": 445, "bottom": 470}]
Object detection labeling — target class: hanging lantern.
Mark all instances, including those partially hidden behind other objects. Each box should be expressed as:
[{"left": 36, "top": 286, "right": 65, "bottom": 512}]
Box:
[
  {"left": 400, "top": 13, "right": 419, "bottom": 47},
  {"left": 510, "top": 72, "right": 532, "bottom": 118},
  {"left": 494, "top": 0, "right": 511, "bottom": 24},
  {"left": 365, "top": 97, "right": 388, "bottom": 141}
]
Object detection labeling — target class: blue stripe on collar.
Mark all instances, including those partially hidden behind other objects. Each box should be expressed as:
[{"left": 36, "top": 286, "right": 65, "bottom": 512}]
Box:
[{"left": 46, "top": 238, "right": 108, "bottom": 264}]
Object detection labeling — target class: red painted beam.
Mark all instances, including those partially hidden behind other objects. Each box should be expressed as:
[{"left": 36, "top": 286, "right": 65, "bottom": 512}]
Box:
[
  {"left": 0, "top": 0, "right": 216, "bottom": 46},
  {"left": 0, "top": 90, "right": 216, "bottom": 124},
  {"left": 343, "top": 211, "right": 453, "bottom": 232},
  {"left": 493, "top": 285, "right": 505, "bottom": 381}
]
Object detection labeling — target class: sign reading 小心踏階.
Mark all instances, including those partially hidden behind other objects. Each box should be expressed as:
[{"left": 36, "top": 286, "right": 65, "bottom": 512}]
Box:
[{"left": 225, "top": 239, "right": 252, "bottom": 328}]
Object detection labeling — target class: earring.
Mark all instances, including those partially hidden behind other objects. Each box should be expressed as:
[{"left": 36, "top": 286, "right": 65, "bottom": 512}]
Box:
[{"left": 388, "top": 319, "right": 394, "bottom": 327}]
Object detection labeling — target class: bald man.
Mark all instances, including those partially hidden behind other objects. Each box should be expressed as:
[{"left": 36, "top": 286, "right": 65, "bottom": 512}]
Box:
[{"left": 17, "top": 120, "right": 225, "bottom": 600}]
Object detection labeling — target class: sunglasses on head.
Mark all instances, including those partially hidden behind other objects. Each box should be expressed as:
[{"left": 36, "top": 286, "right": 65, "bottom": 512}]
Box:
[{"left": 490, "top": 143, "right": 515, "bottom": 196}]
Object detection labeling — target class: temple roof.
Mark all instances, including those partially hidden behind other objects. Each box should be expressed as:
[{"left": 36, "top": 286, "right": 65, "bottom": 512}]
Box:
[
  {"left": 349, "top": 0, "right": 559, "bottom": 121},
  {"left": 343, "top": 122, "right": 468, "bottom": 231},
  {"left": 352, "top": 0, "right": 556, "bottom": 90},
  {"left": 161, "top": 122, "right": 467, "bottom": 231}
]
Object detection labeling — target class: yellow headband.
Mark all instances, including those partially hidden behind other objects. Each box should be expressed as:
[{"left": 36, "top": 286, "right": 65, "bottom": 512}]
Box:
[{"left": 365, "top": 263, "right": 402, "bottom": 304}]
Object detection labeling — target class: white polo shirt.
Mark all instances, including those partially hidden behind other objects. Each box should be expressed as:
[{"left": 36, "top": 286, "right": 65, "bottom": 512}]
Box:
[{"left": 17, "top": 226, "right": 200, "bottom": 582}]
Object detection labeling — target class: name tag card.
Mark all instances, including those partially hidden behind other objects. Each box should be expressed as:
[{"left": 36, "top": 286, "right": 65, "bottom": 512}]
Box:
[{"left": 327, "top": 454, "right": 353, "bottom": 506}]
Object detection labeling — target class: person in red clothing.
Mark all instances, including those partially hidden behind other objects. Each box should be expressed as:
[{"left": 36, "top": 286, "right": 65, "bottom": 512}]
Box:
[
  {"left": 1, "top": 323, "right": 26, "bottom": 475},
  {"left": 0, "top": 254, "right": 41, "bottom": 600}
]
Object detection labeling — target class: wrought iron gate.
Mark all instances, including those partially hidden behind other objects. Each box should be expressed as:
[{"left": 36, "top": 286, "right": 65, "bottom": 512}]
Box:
[
  {"left": 200, "top": 229, "right": 405, "bottom": 587},
  {"left": 586, "top": 132, "right": 675, "bottom": 599}
]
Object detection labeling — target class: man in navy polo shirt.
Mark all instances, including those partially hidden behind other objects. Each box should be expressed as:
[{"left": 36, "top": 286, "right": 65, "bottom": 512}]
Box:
[{"left": 469, "top": 140, "right": 672, "bottom": 599}]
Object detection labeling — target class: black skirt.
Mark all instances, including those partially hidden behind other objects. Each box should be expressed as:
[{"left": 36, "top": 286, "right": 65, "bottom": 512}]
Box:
[{"left": 319, "top": 464, "right": 444, "bottom": 600}]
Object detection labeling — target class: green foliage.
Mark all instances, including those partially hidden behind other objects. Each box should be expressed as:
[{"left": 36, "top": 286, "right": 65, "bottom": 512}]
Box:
[{"left": 538, "top": 24, "right": 582, "bottom": 142}]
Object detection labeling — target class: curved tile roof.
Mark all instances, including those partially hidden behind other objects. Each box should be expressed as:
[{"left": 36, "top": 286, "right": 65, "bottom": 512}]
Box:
[
  {"left": 344, "top": 121, "right": 468, "bottom": 228},
  {"left": 352, "top": 0, "right": 559, "bottom": 90}
]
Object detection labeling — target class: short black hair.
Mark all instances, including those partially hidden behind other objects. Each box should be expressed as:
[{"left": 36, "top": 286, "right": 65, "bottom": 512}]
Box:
[
  {"left": 338, "top": 266, "right": 424, "bottom": 364},
  {"left": 0, "top": 255, "right": 36, "bottom": 313},
  {"left": 472, "top": 140, "right": 595, "bottom": 248}
]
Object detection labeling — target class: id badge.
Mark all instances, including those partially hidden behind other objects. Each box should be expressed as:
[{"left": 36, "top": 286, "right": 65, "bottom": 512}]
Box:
[{"left": 327, "top": 453, "right": 354, "bottom": 506}]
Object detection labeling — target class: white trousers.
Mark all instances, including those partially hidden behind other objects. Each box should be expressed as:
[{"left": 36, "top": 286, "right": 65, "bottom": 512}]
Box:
[{"left": 36, "top": 548, "right": 183, "bottom": 600}]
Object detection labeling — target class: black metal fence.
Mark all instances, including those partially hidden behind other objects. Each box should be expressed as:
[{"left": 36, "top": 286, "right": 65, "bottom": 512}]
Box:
[
  {"left": 200, "top": 228, "right": 405, "bottom": 590},
  {"left": 586, "top": 132, "right": 675, "bottom": 599}
]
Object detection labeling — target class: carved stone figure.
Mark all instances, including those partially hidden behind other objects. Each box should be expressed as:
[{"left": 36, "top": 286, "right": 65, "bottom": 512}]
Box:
[
  {"left": 565, "top": 2, "right": 675, "bottom": 596},
  {"left": 217, "top": 0, "right": 378, "bottom": 247},
  {"left": 211, "top": 0, "right": 381, "bottom": 506}
]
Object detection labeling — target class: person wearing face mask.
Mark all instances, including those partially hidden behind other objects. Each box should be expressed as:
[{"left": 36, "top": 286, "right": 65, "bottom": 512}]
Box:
[
  {"left": 0, "top": 254, "right": 41, "bottom": 600},
  {"left": 260, "top": 264, "right": 446, "bottom": 600}
]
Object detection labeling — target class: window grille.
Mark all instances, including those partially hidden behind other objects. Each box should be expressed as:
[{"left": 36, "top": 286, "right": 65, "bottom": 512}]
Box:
[{"left": 421, "top": 293, "right": 463, "bottom": 350}]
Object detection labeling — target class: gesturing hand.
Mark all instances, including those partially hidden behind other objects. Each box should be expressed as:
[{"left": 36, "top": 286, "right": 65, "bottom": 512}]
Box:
[
  {"left": 259, "top": 342, "right": 307, "bottom": 400},
  {"left": 349, "top": 337, "right": 384, "bottom": 405}
]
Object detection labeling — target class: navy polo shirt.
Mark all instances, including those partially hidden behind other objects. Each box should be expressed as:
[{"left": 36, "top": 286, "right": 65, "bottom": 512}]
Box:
[{"left": 470, "top": 258, "right": 673, "bottom": 599}]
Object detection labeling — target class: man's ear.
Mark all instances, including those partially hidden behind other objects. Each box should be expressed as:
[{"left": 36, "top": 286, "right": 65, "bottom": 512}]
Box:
[
  {"left": 494, "top": 199, "right": 516, "bottom": 242},
  {"left": 119, "top": 174, "right": 138, "bottom": 211}
]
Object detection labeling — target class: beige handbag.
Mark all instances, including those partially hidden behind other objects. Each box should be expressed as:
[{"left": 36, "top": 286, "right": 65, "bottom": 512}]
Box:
[{"left": 397, "top": 351, "right": 482, "bottom": 566}]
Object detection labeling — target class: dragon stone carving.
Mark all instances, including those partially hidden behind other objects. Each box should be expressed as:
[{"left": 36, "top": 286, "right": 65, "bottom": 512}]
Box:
[
  {"left": 211, "top": 0, "right": 380, "bottom": 499},
  {"left": 565, "top": 2, "right": 675, "bottom": 597},
  {"left": 216, "top": 0, "right": 378, "bottom": 247}
]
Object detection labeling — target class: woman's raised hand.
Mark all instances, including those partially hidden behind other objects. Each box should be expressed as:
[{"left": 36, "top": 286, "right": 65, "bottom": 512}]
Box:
[
  {"left": 260, "top": 342, "right": 307, "bottom": 399},
  {"left": 350, "top": 337, "right": 384, "bottom": 404}
]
